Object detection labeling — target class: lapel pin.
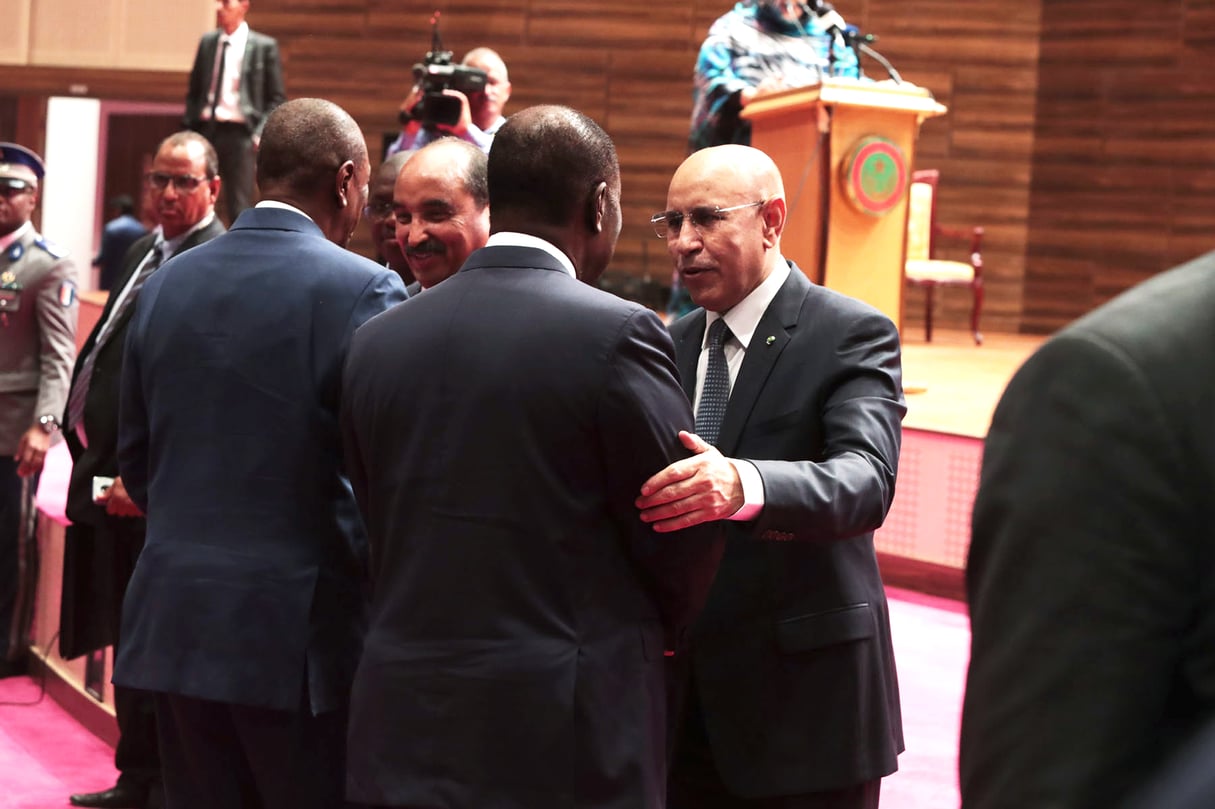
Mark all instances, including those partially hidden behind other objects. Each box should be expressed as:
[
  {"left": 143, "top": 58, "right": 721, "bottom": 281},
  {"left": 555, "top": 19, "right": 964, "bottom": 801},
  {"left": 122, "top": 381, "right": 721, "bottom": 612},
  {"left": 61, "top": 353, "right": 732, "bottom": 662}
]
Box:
[{"left": 765, "top": 335, "right": 775, "bottom": 345}]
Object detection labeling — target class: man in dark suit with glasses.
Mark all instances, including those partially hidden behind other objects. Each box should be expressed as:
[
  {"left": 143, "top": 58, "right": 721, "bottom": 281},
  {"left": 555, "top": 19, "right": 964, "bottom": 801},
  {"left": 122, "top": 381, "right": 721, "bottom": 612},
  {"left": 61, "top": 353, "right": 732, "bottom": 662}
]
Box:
[{"left": 638, "top": 144, "right": 905, "bottom": 809}]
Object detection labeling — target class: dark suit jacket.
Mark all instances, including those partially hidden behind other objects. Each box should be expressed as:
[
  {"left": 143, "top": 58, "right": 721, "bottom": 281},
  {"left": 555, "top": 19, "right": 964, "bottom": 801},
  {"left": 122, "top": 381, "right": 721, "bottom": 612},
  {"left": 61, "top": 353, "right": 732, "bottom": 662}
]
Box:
[
  {"left": 59, "top": 220, "right": 225, "bottom": 659},
  {"left": 961, "top": 253, "right": 1215, "bottom": 809},
  {"left": 340, "top": 245, "right": 723, "bottom": 808},
  {"left": 670, "top": 263, "right": 905, "bottom": 797},
  {"left": 114, "top": 207, "right": 407, "bottom": 714},
  {"left": 184, "top": 28, "right": 285, "bottom": 138}
]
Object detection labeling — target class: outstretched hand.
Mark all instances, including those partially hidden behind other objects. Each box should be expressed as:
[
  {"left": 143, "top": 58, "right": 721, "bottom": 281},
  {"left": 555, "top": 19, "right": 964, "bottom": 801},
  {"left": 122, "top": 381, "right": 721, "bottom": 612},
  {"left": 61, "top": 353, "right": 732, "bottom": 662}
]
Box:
[{"left": 636, "top": 431, "right": 744, "bottom": 532}]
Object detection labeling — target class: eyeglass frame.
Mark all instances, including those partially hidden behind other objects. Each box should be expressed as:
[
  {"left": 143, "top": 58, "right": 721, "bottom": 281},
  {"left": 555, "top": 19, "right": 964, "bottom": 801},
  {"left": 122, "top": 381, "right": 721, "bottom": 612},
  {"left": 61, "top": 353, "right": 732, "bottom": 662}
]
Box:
[
  {"left": 649, "top": 199, "right": 768, "bottom": 240},
  {"left": 144, "top": 171, "right": 212, "bottom": 193}
]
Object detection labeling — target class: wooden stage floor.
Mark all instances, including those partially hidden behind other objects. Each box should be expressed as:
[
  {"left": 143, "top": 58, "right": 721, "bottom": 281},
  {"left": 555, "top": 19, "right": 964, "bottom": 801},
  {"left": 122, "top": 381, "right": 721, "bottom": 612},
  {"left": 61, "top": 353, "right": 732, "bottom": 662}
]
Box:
[{"left": 901, "top": 329, "right": 1045, "bottom": 439}]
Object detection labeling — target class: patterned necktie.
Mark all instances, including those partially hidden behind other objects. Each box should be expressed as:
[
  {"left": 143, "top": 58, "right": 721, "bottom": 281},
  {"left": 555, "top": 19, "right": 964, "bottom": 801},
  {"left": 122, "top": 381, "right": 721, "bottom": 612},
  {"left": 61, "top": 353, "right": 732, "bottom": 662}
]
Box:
[
  {"left": 66, "top": 244, "right": 163, "bottom": 434},
  {"left": 695, "top": 318, "right": 732, "bottom": 446}
]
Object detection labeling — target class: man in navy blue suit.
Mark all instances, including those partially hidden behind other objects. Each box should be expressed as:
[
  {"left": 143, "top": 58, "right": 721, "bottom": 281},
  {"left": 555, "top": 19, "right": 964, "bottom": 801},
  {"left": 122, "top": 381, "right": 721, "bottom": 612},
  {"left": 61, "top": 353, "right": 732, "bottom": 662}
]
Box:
[
  {"left": 341, "top": 105, "right": 723, "bottom": 809},
  {"left": 116, "top": 98, "right": 407, "bottom": 809}
]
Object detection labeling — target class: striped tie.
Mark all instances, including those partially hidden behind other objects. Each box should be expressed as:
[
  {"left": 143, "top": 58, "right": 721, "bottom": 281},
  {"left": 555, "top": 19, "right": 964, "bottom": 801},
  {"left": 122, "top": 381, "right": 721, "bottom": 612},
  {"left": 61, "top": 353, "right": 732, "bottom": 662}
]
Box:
[
  {"left": 695, "top": 318, "right": 731, "bottom": 446},
  {"left": 65, "top": 244, "right": 163, "bottom": 436}
]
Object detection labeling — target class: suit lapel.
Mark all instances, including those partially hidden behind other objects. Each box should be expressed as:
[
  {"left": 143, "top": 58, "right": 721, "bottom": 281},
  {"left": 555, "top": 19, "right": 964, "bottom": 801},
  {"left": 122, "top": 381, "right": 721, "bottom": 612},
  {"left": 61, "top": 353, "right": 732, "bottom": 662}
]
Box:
[
  {"left": 715, "top": 266, "right": 810, "bottom": 455},
  {"left": 239, "top": 36, "right": 255, "bottom": 98},
  {"left": 671, "top": 311, "right": 706, "bottom": 403}
]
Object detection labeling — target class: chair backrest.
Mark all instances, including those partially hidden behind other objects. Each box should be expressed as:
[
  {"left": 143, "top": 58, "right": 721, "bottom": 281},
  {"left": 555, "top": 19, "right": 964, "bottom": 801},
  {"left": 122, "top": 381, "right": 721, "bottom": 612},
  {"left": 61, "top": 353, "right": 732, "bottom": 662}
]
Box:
[{"left": 905, "top": 169, "right": 940, "bottom": 263}]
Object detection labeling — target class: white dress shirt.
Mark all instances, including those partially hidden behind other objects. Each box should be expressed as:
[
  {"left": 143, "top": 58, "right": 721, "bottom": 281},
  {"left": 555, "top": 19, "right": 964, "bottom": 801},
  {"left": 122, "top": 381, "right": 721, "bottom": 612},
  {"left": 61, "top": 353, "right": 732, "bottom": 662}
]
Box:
[{"left": 693, "top": 258, "right": 792, "bottom": 521}]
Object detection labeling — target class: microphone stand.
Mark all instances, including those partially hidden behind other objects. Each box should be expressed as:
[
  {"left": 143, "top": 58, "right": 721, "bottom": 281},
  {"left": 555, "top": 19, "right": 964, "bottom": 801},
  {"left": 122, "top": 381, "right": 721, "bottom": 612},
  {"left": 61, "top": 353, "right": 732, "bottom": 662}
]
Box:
[{"left": 854, "top": 39, "right": 903, "bottom": 84}]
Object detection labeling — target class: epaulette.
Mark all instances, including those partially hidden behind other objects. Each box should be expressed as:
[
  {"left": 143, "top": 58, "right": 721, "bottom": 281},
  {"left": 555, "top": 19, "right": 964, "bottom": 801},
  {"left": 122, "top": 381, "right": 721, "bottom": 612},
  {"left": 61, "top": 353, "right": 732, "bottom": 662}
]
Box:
[{"left": 33, "top": 237, "right": 68, "bottom": 259}]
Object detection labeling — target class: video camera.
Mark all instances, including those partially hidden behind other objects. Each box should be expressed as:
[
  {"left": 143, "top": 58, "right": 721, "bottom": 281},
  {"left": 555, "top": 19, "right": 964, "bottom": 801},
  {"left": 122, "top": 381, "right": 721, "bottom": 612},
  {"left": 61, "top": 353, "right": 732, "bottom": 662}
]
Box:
[{"left": 401, "top": 12, "right": 487, "bottom": 129}]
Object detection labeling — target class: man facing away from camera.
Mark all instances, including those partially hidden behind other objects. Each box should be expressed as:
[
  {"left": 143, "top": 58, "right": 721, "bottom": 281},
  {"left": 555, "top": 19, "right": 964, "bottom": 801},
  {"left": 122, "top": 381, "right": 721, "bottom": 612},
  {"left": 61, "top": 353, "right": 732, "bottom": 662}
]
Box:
[
  {"left": 341, "top": 104, "right": 723, "bottom": 809},
  {"left": 115, "top": 98, "right": 406, "bottom": 809}
]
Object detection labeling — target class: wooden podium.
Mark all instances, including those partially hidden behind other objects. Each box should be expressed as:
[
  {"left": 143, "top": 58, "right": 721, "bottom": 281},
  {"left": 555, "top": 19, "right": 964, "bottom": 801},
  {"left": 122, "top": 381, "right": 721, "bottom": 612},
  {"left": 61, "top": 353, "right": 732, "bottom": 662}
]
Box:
[{"left": 742, "top": 78, "right": 946, "bottom": 331}]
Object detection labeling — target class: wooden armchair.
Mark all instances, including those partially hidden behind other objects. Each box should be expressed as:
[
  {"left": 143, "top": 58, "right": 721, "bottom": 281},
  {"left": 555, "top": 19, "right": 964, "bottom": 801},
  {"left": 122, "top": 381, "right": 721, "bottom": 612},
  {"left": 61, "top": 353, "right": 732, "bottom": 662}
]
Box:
[{"left": 904, "top": 169, "right": 984, "bottom": 344}]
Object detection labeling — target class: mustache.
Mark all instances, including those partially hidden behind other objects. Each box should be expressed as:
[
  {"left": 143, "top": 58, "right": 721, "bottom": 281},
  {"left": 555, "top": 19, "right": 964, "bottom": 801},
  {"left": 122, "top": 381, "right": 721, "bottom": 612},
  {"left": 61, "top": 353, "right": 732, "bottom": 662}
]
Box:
[{"left": 404, "top": 241, "right": 445, "bottom": 258}]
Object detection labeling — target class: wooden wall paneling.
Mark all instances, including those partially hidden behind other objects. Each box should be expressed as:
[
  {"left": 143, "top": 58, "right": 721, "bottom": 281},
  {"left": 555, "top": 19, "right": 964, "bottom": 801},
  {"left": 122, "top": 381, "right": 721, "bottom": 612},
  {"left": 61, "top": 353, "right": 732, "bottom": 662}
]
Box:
[
  {"left": 1023, "top": 0, "right": 1215, "bottom": 333},
  {"left": 854, "top": 0, "right": 1042, "bottom": 336},
  {"left": 12, "top": 0, "right": 1214, "bottom": 336},
  {"left": 29, "top": 0, "right": 122, "bottom": 67},
  {"left": 0, "top": 0, "right": 31, "bottom": 65},
  {"left": 0, "top": 66, "right": 187, "bottom": 103},
  {"left": 117, "top": 0, "right": 213, "bottom": 71}
]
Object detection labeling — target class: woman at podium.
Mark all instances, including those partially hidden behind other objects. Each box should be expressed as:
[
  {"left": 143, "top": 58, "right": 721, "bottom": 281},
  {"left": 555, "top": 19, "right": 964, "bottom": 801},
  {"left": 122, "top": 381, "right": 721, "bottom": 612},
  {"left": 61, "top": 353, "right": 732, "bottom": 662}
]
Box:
[{"left": 689, "top": 0, "right": 859, "bottom": 152}]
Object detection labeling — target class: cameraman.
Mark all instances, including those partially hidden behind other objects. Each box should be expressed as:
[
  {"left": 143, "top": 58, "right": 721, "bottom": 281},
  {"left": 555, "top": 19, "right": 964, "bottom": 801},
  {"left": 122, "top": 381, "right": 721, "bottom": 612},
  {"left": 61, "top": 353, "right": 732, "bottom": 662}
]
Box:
[{"left": 386, "top": 47, "right": 512, "bottom": 157}]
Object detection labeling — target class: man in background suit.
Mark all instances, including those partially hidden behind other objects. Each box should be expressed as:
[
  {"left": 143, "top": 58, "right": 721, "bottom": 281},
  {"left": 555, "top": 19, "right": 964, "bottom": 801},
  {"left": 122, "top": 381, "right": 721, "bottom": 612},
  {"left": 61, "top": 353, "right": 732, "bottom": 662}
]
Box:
[
  {"left": 636, "top": 144, "right": 905, "bottom": 809},
  {"left": 341, "top": 105, "right": 722, "bottom": 809},
  {"left": 363, "top": 151, "right": 414, "bottom": 287},
  {"left": 115, "top": 98, "right": 407, "bottom": 809},
  {"left": 960, "top": 252, "right": 1215, "bottom": 808},
  {"left": 61, "top": 130, "right": 225, "bottom": 809},
  {"left": 391, "top": 136, "right": 489, "bottom": 295},
  {"left": 184, "top": 0, "right": 286, "bottom": 222},
  {"left": 92, "top": 195, "right": 147, "bottom": 291}
]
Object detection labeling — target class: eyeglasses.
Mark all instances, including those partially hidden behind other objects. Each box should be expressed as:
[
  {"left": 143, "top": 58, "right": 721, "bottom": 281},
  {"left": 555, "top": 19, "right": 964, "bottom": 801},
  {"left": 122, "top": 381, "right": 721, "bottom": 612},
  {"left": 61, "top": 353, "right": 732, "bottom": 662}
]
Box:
[
  {"left": 650, "top": 200, "right": 766, "bottom": 240},
  {"left": 145, "top": 172, "right": 210, "bottom": 192},
  {"left": 363, "top": 201, "right": 395, "bottom": 221}
]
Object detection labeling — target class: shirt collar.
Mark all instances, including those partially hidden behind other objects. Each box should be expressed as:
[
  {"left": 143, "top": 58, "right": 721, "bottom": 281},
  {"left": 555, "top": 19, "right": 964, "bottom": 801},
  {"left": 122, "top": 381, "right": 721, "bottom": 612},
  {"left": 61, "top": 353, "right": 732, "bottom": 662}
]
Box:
[
  {"left": 221, "top": 21, "right": 249, "bottom": 49},
  {"left": 156, "top": 212, "right": 216, "bottom": 259},
  {"left": 704, "top": 257, "right": 791, "bottom": 351},
  {"left": 0, "top": 221, "right": 32, "bottom": 253},
  {"left": 485, "top": 232, "right": 577, "bottom": 278}
]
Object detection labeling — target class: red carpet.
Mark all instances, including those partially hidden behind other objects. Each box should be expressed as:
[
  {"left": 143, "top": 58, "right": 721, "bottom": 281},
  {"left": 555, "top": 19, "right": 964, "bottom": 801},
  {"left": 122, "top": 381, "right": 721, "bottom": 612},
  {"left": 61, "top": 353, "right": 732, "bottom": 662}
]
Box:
[
  {"left": 0, "top": 674, "right": 118, "bottom": 808},
  {"left": 0, "top": 588, "right": 968, "bottom": 808}
]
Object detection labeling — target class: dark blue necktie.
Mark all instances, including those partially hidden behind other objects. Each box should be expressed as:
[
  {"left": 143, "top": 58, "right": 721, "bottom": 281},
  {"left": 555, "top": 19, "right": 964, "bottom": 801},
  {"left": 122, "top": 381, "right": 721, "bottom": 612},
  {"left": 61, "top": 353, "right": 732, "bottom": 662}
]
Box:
[{"left": 695, "top": 318, "right": 731, "bottom": 446}]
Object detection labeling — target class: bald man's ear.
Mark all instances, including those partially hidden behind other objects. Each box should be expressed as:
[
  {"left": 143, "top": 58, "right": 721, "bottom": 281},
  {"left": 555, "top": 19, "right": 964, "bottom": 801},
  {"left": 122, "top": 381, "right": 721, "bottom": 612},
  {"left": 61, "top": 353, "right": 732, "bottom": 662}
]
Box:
[
  {"left": 335, "top": 160, "right": 356, "bottom": 208},
  {"left": 587, "top": 181, "right": 608, "bottom": 235},
  {"left": 761, "top": 197, "right": 787, "bottom": 248}
]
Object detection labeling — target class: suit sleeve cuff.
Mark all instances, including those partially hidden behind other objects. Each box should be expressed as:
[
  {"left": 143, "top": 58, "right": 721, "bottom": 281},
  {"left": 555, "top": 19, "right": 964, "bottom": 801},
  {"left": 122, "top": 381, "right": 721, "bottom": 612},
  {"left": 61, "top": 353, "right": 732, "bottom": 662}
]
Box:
[{"left": 727, "top": 458, "right": 763, "bottom": 522}]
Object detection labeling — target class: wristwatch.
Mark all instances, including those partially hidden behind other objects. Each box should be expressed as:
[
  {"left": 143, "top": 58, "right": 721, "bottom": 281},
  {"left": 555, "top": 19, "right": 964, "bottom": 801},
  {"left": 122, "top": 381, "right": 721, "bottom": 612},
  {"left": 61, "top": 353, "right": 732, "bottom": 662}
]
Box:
[{"left": 38, "top": 414, "right": 60, "bottom": 434}]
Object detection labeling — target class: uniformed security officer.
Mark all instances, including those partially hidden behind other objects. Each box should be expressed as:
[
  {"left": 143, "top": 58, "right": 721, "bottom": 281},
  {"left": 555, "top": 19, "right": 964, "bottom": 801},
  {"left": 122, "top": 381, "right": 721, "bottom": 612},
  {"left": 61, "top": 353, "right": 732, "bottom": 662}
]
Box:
[{"left": 0, "top": 142, "right": 78, "bottom": 676}]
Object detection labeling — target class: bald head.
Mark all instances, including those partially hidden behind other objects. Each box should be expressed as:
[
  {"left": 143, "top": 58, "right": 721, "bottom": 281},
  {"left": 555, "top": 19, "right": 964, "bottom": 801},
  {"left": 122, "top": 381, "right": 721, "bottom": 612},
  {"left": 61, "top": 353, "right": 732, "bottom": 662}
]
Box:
[
  {"left": 488, "top": 105, "right": 621, "bottom": 282},
  {"left": 256, "top": 98, "right": 370, "bottom": 246},
  {"left": 462, "top": 47, "right": 511, "bottom": 130},
  {"left": 665, "top": 145, "right": 788, "bottom": 314}
]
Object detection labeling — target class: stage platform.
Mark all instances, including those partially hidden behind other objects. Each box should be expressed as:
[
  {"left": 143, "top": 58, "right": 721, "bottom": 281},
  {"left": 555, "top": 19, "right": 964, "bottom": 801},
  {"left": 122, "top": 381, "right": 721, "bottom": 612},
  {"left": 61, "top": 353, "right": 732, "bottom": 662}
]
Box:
[{"left": 875, "top": 329, "right": 1045, "bottom": 601}]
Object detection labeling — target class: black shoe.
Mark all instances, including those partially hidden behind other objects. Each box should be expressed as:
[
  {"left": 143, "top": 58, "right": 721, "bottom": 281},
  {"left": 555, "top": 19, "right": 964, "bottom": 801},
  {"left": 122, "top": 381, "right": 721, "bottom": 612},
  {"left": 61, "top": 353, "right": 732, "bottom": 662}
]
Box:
[{"left": 68, "top": 784, "right": 149, "bottom": 808}]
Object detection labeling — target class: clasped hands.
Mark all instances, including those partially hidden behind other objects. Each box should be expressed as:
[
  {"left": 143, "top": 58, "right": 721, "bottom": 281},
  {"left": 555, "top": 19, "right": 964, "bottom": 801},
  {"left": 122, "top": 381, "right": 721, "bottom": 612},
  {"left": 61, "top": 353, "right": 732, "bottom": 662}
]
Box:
[{"left": 636, "top": 430, "right": 744, "bottom": 532}]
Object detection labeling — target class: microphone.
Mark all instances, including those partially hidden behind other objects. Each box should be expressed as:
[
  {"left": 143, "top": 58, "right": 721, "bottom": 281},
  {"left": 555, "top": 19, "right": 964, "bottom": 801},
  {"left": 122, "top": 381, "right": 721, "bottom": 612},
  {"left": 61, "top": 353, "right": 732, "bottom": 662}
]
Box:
[
  {"left": 798, "top": 1, "right": 846, "bottom": 33},
  {"left": 798, "top": 2, "right": 849, "bottom": 77}
]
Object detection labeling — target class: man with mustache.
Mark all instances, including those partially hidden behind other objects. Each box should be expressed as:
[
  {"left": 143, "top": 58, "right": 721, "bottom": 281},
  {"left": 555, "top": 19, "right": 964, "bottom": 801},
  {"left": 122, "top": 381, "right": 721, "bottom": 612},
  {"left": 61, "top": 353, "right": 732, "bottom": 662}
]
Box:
[
  {"left": 392, "top": 137, "right": 488, "bottom": 294},
  {"left": 62, "top": 130, "right": 225, "bottom": 809}
]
